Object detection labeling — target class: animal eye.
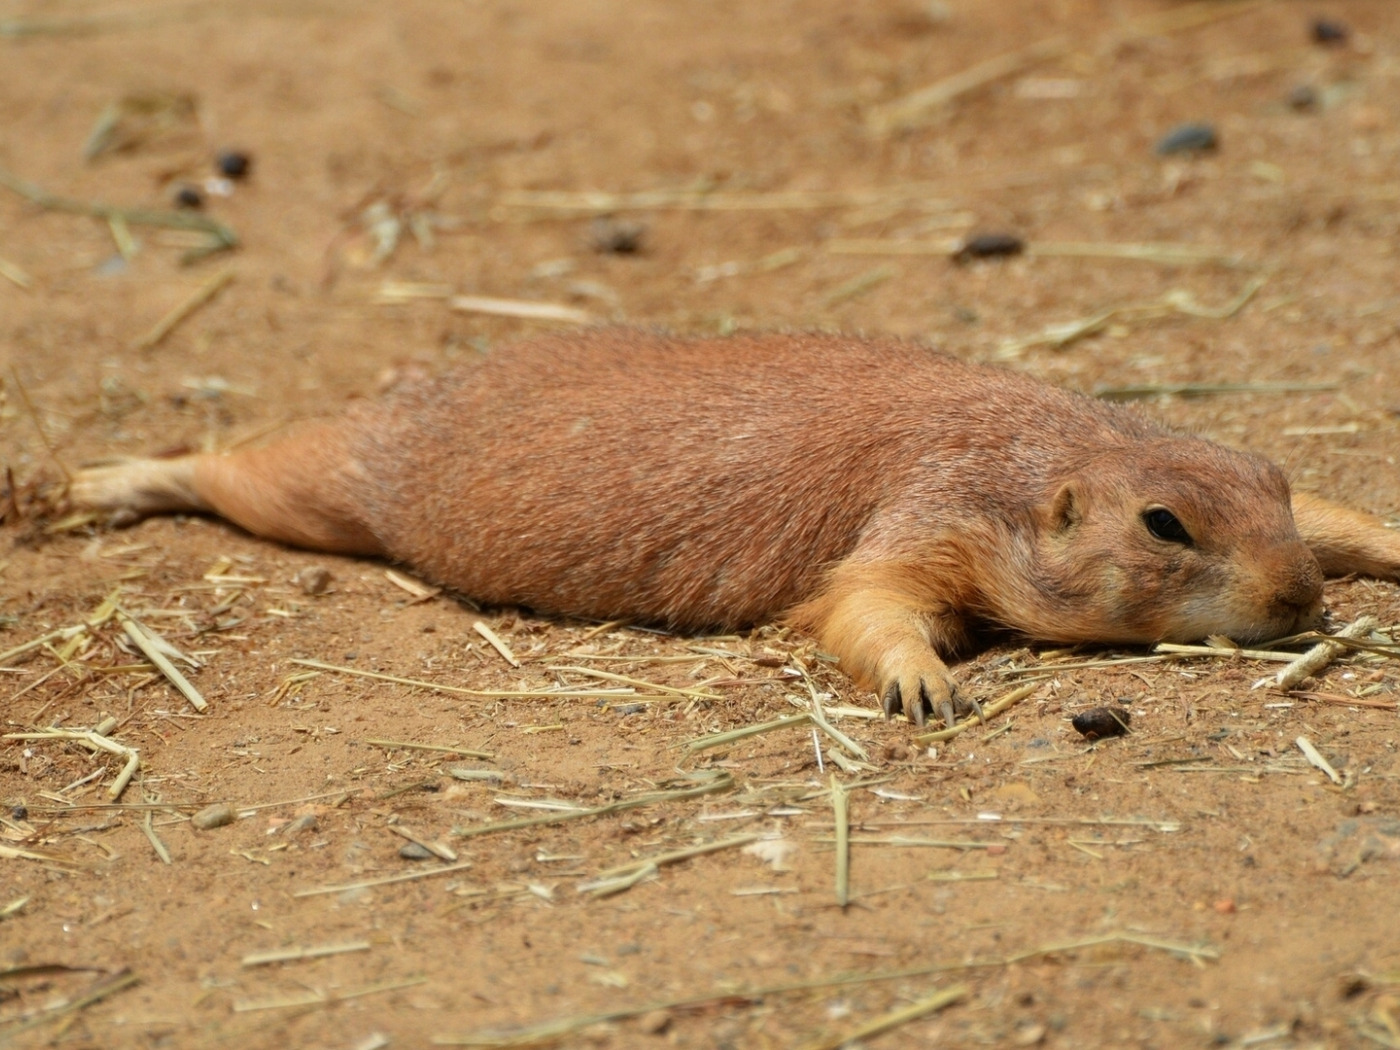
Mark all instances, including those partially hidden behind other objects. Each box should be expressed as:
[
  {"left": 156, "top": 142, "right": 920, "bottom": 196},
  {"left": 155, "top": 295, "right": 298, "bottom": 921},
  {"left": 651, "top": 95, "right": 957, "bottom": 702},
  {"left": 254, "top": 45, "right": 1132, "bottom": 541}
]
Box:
[{"left": 1143, "top": 508, "right": 1192, "bottom": 545}]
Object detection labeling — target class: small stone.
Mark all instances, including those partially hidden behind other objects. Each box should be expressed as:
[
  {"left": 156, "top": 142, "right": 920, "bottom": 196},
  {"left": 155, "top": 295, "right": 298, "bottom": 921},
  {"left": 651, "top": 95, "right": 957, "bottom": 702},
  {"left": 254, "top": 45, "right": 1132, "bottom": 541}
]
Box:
[
  {"left": 1070, "top": 706, "right": 1131, "bottom": 739},
  {"left": 11, "top": 805, "right": 28, "bottom": 822},
  {"left": 296, "top": 566, "right": 333, "bottom": 595},
  {"left": 953, "top": 232, "right": 1024, "bottom": 263},
  {"left": 638, "top": 1009, "right": 672, "bottom": 1035},
  {"left": 215, "top": 149, "right": 252, "bottom": 179},
  {"left": 1287, "top": 84, "right": 1319, "bottom": 111},
  {"left": 1311, "top": 18, "right": 1348, "bottom": 45},
  {"left": 191, "top": 803, "right": 236, "bottom": 830},
  {"left": 1155, "top": 122, "right": 1218, "bottom": 155},
  {"left": 399, "top": 842, "right": 435, "bottom": 860},
  {"left": 589, "top": 216, "right": 646, "bottom": 254}
]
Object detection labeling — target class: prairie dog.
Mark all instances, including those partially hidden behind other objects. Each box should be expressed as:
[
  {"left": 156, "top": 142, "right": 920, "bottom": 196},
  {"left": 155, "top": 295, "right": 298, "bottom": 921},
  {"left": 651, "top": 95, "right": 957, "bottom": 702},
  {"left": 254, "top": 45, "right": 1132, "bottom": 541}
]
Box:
[{"left": 66, "top": 330, "right": 1400, "bottom": 725}]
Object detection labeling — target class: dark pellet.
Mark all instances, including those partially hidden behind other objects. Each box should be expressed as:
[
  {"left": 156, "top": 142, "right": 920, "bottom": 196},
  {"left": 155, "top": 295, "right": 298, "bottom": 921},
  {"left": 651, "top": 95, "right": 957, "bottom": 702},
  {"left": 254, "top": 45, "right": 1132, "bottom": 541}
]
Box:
[
  {"left": 1311, "top": 19, "right": 1348, "bottom": 45},
  {"left": 1155, "top": 122, "right": 1218, "bottom": 156},
  {"left": 953, "top": 232, "right": 1025, "bottom": 263},
  {"left": 216, "top": 150, "right": 252, "bottom": 179},
  {"left": 1071, "top": 706, "right": 1131, "bottom": 740},
  {"left": 173, "top": 184, "right": 204, "bottom": 209}
]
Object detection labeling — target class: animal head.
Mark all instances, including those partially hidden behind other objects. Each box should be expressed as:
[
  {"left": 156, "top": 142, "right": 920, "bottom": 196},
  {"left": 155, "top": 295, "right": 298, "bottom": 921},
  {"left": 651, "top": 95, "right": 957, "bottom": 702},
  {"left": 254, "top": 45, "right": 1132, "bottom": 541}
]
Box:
[{"left": 992, "top": 438, "right": 1323, "bottom": 645}]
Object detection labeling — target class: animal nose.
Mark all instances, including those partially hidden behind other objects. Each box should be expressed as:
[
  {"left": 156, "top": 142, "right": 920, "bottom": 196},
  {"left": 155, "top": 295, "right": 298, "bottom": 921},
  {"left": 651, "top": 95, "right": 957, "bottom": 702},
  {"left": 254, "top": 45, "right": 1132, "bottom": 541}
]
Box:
[{"left": 1275, "top": 550, "right": 1324, "bottom": 624}]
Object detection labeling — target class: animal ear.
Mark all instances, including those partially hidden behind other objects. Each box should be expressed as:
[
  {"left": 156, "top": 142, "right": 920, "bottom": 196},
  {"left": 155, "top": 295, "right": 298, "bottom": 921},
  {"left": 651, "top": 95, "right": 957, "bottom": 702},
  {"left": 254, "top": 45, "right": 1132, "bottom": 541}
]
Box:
[{"left": 1047, "top": 481, "right": 1081, "bottom": 533}]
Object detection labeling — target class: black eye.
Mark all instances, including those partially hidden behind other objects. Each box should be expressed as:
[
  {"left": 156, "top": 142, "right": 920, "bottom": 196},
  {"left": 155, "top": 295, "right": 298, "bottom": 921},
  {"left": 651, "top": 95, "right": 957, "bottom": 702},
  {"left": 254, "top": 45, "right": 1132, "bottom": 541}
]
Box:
[{"left": 1144, "top": 507, "right": 1192, "bottom": 545}]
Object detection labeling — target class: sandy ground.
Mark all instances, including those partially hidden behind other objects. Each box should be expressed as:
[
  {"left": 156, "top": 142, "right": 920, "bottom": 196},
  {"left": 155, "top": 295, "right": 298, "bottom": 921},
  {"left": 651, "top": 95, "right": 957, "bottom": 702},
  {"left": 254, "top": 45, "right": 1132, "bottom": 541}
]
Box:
[{"left": 3, "top": 1, "right": 1400, "bottom": 1047}]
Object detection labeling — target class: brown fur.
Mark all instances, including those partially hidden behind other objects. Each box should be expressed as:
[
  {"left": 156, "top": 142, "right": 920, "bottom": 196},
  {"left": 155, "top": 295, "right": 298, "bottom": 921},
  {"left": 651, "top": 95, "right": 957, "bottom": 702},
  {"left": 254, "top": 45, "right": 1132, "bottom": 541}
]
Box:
[{"left": 66, "top": 330, "right": 1400, "bottom": 725}]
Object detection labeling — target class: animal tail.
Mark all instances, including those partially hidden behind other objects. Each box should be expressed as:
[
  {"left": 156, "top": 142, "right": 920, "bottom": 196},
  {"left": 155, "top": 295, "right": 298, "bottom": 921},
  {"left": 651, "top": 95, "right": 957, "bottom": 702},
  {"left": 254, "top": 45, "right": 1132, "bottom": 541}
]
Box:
[{"left": 67, "top": 421, "right": 385, "bottom": 556}]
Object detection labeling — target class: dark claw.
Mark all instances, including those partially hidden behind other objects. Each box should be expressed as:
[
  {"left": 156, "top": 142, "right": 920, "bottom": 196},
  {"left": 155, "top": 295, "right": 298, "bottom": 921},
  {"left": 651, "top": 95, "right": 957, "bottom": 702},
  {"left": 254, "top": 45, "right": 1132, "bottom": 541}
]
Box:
[
  {"left": 913, "top": 681, "right": 932, "bottom": 727},
  {"left": 882, "top": 682, "right": 901, "bottom": 721},
  {"left": 970, "top": 696, "right": 986, "bottom": 724},
  {"left": 940, "top": 699, "right": 956, "bottom": 729}
]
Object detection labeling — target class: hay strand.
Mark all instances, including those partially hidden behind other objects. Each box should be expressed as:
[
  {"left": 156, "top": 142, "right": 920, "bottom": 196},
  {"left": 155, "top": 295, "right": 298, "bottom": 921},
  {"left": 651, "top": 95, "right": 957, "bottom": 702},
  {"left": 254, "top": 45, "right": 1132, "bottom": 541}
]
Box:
[
  {"left": 913, "top": 682, "right": 1039, "bottom": 745},
  {"left": 1276, "top": 616, "right": 1378, "bottom": 689}
]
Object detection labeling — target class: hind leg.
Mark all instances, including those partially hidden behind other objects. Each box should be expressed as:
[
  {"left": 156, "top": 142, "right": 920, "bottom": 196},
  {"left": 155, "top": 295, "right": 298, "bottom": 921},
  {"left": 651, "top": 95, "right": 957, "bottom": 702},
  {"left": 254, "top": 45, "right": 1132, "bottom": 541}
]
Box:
[{"left": 68, "top": 422, "right": 384, "bottom": 556}]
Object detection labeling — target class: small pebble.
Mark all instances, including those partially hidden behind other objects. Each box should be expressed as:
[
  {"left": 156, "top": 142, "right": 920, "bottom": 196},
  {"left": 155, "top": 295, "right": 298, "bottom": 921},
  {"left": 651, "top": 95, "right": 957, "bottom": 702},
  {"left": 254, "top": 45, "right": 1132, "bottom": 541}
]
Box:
[
  {"left": 1287, "top": 84, "right": 1319, "bottom": 111},
  {"left": 1071, "top": 706, "right": 1131, "bottom": 740},
  {"left": 216, "top": 149, "right": 252, "bottom": 179},
  {"left": 953, "top": 232, "right": 1024, "bottom": 263},
  {"left": 11, "top": 805, "right": 28, "bottom": 822},
  {"left": 589, "top": 216, "right": 646, "bottom": 254},
  {"left": 399, "top": 842, "right": 435, "bottom": 860},
  {"left": 173, "top": 184, "right": 204, "bottom": 209},
  {"left": 1311, "top": 18, "right": 1348, "bottom": 45},
  {"left": 296, "top": 566, "right": 333, "bottom": 595},
  {"left": 1155, "top": 122, "right": 1218, "bottom": 155},
  {"left": 613, "top": 703, "right": 647, "bottom": 716},
  {"left": 191, "top": 802, "right": 237, "bottom": 830}
]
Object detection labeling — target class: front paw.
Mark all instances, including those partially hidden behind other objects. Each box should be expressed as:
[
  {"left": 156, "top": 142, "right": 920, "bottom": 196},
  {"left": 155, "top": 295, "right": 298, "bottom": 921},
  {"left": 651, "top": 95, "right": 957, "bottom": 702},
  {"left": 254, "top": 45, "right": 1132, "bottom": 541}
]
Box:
[{"left": 880, "top": 665, "right": 970, "bottom": 728}]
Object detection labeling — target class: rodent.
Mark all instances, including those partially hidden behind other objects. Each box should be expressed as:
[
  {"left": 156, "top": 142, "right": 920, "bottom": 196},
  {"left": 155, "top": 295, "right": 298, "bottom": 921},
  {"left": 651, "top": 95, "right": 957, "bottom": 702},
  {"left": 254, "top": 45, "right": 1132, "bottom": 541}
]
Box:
[{"left": 64, "top": 330, "right": 1400, "bottom": 726}]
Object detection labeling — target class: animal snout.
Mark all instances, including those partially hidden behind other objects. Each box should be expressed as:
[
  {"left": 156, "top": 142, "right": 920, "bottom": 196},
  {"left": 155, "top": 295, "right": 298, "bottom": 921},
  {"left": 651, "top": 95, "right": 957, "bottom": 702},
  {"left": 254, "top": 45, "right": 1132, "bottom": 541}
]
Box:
[{"left": 1272, "top": 549, "right": 1324, "bottom": 626}]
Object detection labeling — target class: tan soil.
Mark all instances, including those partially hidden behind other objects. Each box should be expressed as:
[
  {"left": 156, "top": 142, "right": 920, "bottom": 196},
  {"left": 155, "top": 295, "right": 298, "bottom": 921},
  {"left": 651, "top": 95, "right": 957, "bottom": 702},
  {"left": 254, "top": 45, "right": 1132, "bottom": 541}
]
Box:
[{"left": 3, "top": 2, "right": 1400, "bottom": 1047}]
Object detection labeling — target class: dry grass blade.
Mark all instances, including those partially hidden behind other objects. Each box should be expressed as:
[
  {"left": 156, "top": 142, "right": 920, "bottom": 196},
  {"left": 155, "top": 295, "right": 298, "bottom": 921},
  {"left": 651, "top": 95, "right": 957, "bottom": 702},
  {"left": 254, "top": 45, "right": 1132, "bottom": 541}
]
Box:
[
  {"left": 141, "top": 811, "right": 172, "bottom": 864},
  {"left": 0, "top": 967, "right": 139, "bottom": 1040},
  {"left": 797, "top": 984, "right": 969, "bottom": 1050},
  {"left": 119, "top": 613, "right": 207, "bottom": 711},
  {"left": 552, "top": 665, "right": 720, "bottom": 700},
  {"left": 293, "top": 861, "right": 475, "bottom": 898},
  {"left": 232, "top": 975, "right": 427, "bottom": 1013},
  {"left": 4, "top": 728, "right": 140, "bottom": 800},
  {"left": 242, "top": 941, "right": 372, "bottom": 967},
  {"left": 10, "top": 367, "right": 72, "bottom": 484},
  {"left": 867, "top": 34, "right": 1071, "bottom": 134},
  {"left": 593, "top": 832, "right": 761, "bottom": 880},
  {"left": 0, "top": 165, "right": 236, "bottom": 259},
  {"left": 1029, "top": 241, "right": 1252, "bottom": 268},
  {"left": 1155, "top": 642, "right": 1303, "bottom": 663},
  {"left": 363, "top": 739, "right": 493, "bottom": 759},
  {"left": 821, "top": 265, "right": 895, "bottom": 307},
  {"left": 832, "top": 775, "right": 850, "bottom": 908},
  {"left": 1293, "top": 691, "right": 1398, "bottom": 711},
  {"left": 0, "top": 256, "right": 32, "bottom": 289},
  {"left": 495, "top": 187, "right": 953, "bottom": 214},
  {"left": 684, "top": 712, "right": 811, "bottom": 752},
  {"left": 291, "top": 658, "right": 658, "bottom": 700},
  {"left": 1095, "top": 381, "right": 1338, "bottom": 401},
  {"left": 1005, "top": 931, "right": 1219, "bottom": 964},
  {"left": 866, "top": 0, "right": 1266, "bottom": 134},
  {"left": 576, "top": 862, "right": 659, "bottom": 898},
  {"left": 473, "top": 620, "right": 519, "bottom": 667},
  {"left": 837, "top": 836, "right": 998, "bottom": 850},
  {"left": 913, "top": 682, "right": 1039, "bottom": 745},
  {"left": 449, "top": 295, "right": 592, "bottom": 325},
  {"left": 0, "top": 842, "right": 83, "bottom": 868},
  {"left": 998, "top": 277, "right": 1265, "bottom": 357},
  {"left": 131, "top": 268, "right": 235, "bottom": 350},
  {"left": 1276, "top": 616, "right": 1378, "bottom": 690},
  {"left": 453, "top": 772, "right": 733, "bottom": 841},
  {"left": 388, "top": 825, "right": 458, "bottom": 861},
  {"left": 1295, "top": 736, "right": 1342, "bottom": 784}
]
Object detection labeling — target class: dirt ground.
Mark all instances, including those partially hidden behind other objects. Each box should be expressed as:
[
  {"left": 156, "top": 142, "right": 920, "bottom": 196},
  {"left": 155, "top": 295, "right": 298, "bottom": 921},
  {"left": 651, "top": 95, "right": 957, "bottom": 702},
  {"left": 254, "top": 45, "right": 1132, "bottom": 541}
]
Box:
[{"left": 3, "top": 1, "right": 1400, "bottom": 1047}]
